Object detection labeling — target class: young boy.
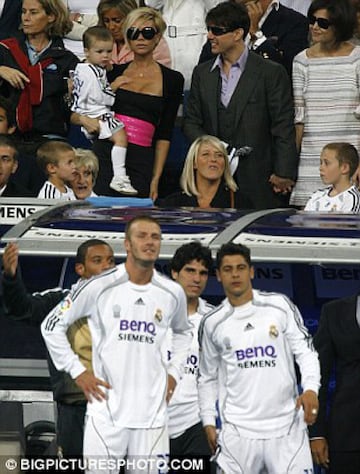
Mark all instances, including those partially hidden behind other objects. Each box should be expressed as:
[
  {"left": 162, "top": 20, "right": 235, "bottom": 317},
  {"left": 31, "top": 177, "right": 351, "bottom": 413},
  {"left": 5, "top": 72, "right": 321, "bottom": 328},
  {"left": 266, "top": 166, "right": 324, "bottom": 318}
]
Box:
[
  {"left": 304, "top": 142, "right": 360, "bottom": 212},
  {"left": 37, "top": 141, "right": 77, "bottom": 200},
  {"left": 71, "top": 26, "right": 137, "bottom": 196}
]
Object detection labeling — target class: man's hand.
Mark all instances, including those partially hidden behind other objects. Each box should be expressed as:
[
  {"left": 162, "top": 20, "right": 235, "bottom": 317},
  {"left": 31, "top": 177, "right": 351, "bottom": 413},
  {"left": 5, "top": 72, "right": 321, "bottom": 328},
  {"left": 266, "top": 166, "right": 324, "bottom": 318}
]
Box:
[
  {"left": 269, "top": 174, "right": 295, "bottom": 194},
  {"left": 296, "top": 389, "right": 319, "bottom": 425},
  {"left": 311, "top": 438, "right": 329, "bottom": 469},
  {"left": 75, "top": 370, "right": 111, "bottom": 403},
  {"left": 2, "top": 242, "right": 19, "bottom": 277},
  {"left": 244, "top": 0, "right": 264, "bottom": 37},
  {"left": 166, "top": 374, "right": 177, "bottom": 403},
  {"left": 204, "top": 425, "right": 217, "bottom": 454}
]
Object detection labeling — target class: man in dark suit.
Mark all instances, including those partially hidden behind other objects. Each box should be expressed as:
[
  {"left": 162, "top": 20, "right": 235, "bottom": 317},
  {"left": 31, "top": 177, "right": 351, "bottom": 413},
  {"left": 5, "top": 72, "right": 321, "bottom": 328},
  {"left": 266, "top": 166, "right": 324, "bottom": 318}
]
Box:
[
  {"left": 183, "top": 1, "right": 298, "bottom": 209},
  {"left": 0, "top": 134, "right": 32, "bottom": 197},
  {"left": 0, "top": 0, "right": 22, "bottom": 40},
  {"left": 199, "top": 0, "right": 309, "bottom": 78},
  {"left": 309, "top": 294, "right": 360, "bottom": 474}
]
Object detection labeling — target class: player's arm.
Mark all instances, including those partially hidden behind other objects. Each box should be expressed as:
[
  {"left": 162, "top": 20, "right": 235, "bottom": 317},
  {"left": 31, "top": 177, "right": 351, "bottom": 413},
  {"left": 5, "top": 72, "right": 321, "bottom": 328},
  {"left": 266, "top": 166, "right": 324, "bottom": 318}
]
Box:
[
  {"left": 283, "top": 297, "right": 320, "bottom": 422},
  {"left": 168, "top": 287, "right": 193, "bottom": 386},
  {"left": 198, "top": 320, "right": 220, "bottom": 454},
  {"left": 41, "top": 283, "right": 110, "bottom": 402}
]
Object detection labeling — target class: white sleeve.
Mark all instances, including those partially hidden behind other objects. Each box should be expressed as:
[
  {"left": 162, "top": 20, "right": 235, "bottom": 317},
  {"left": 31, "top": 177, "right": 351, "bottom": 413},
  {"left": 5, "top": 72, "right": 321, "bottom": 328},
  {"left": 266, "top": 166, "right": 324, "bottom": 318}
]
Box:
[
  {"left": 41, "top": 281, "right": 95, "bottom": 380},
  {"left": 304, "top": 194, "right": 316, "bottom": 211},
  {"left": 198, "top": 321, "right": 220, "bottom": 427},
  {"left": 144, "top": 0, "right": 164, "bottom": 9},
  {"left": 284, "top": 298, "right": 321, "bottom": 394},
  {"left": 168, "top": 286, "right": 193, "bottom": 383},
  {"left": 71, "top": 65, "right": 97, "bottom": 114}
]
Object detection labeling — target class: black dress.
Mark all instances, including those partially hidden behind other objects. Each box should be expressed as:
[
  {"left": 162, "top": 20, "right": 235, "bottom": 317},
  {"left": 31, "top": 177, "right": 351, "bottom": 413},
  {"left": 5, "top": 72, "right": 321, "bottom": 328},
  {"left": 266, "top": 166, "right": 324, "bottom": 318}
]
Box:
[{"left": 93, "top": 62, "right": 184, "bottom": 197}]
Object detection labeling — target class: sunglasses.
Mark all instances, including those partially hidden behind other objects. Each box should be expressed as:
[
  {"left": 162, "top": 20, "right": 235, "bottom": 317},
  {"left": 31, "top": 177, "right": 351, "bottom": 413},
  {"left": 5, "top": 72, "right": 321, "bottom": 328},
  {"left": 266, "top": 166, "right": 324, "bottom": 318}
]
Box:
[
  {"left": 309, "top": 15, "right": 332, "bottom": 30},
  {"left": 206, "top": 25, "right": 237, "bottom": 36},
  {"left": 126, "top": 26, "right": 158, "bottom": 41}
]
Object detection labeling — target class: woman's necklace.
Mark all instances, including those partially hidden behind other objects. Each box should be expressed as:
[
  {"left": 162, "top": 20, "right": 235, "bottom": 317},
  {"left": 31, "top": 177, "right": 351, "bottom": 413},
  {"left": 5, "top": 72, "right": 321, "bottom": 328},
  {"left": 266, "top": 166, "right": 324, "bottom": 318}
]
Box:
[{"left": 132, "top": 61, "right": 157, "bottom": 78}]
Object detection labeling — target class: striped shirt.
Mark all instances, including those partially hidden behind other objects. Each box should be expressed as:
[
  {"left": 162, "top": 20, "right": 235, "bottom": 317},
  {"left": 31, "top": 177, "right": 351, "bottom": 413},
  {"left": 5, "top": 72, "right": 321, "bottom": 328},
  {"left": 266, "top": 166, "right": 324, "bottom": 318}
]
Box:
[
  {"left": 304, "top": 185, "right": 360, "bottom": 213},
  {"left": 37, "top": 181, "right": 76, "bottom": 200}
]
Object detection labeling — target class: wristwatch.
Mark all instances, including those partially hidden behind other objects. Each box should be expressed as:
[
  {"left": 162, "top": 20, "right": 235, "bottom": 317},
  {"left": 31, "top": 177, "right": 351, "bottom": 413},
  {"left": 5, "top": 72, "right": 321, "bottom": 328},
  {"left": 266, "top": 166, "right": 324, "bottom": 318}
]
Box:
[{"left": 251, "top": 30, "right": 264, "bottom": 41}]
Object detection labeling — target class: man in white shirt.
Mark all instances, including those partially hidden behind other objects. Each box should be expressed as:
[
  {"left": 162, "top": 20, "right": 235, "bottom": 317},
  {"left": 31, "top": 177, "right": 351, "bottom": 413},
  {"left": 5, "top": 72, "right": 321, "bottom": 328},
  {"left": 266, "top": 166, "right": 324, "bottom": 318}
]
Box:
[
  {"left": 198, "top": 242, "right": 320, "bottom": 474},
  {"left": 41, "top": 215, "right": 192, "bottom": 474},
  {"left": 164, "top": 242, "right": 215, "bottom": 471},
  {"left": 281, "top": 0, "right": 311, "bottom": 16}
]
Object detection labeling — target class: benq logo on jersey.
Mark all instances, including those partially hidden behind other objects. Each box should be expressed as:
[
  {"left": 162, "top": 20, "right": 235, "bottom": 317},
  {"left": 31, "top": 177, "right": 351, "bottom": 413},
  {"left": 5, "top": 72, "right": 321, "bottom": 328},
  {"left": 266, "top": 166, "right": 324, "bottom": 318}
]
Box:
[
  {"left": 235, "top": 345, "right": 277, "bottom": 369},
  {"left": 118, "top": 319, "right": 156, "bottom": 344}
]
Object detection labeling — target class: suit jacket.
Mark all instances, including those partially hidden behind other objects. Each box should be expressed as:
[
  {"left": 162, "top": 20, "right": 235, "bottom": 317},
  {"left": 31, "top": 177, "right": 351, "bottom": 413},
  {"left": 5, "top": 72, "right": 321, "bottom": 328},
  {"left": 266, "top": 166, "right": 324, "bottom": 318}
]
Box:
[
  {"left": 183, "top": 52, "right": 298, "bottom": 209},
  {"left": 1, "top": 180, "right": 33, "bottom": 197},
  {"left": 0, "top": 0, "right": 22, "bottom": 40},
  {"left": 198, "top": 3, "right": 309, "bottom": 78},
  {"left": 309, "top": 295, "right": 360, "bottom": 451}
]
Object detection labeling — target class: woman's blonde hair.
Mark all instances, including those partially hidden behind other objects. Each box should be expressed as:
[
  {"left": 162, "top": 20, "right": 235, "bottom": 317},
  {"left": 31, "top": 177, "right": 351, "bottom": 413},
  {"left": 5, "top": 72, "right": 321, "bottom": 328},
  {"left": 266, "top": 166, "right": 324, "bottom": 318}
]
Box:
[
  {"left": 97, "top": 0, "right": 138, "bottom": 26},
  {"left": 122, "top": 7, "right": 166, "bottom": 46},
  {"left": 180, "top": 135, "right": 238, "bottom": 197},
  {"left": 24, "top": 0, "right": 72, "bottom": 37},
  {"left": 74, "top": 148, "right": 99, "bottom": 183}
]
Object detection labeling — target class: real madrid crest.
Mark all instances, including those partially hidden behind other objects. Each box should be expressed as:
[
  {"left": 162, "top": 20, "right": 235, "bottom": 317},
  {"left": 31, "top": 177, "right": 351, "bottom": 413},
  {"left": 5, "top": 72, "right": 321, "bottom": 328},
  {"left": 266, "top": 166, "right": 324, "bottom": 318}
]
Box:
[
  {"left": 269, "top": 324, "right": 279, "bottom": 338},
  {"left": 154, "top": 309, "right": 163, "bottom": 323}
]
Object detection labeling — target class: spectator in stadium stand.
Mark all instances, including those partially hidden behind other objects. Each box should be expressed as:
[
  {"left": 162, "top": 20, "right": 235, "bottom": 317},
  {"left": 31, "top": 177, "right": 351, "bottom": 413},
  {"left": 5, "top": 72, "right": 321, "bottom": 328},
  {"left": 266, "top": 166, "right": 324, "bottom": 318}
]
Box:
[
  {"left": 158, "top": 135, "right": 251, "bottom": 209},
  {"left": 144, "top": 0, "right": 220, "bottom": 89},
  {"left": 0, "top": 134, "right": 32, "bottom": 197},
  {"left": 0, "top": 0, "right": 22, "bottom": 41},
  {"left": 74, "top": 6, "right": 184, "bottom": 200},
  {"left": 63, "top": 0, "right": 99, "bottom": 60},
  {"left": 0, "top": 0, "right": 79, "bottom": 159},
  {"left": 72, "top": 148, "right": 99, "bottom": 199},
  {"left": 97, "top": 0, "right": 171, "bottom": 66},
  {"left": 290, "top": 0, "right": 360, "bottom": 208},
  {"left": 0, "top": 94, "right": 45, "bottom": 194},
  {"left": 183, "top": 1, "right": 297, "bottom": 209},
  {"left": 198, "top": 0, "right": 309, "bottom": 79}
]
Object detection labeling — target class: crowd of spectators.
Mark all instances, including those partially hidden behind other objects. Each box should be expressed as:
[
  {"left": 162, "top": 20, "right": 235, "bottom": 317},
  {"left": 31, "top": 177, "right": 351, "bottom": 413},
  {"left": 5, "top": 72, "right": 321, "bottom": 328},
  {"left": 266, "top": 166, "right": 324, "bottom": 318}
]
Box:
[{"left": 0, "top": 0, "right": 360, "bottom": 207}]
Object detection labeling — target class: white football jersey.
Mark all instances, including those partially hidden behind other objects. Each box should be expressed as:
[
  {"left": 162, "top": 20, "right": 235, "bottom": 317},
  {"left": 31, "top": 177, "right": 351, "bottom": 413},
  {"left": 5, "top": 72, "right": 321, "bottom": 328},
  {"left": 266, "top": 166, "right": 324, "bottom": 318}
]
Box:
[
  {"left": 304, "top": 185, "right": 360, "bottom": 212},
  {"left": 37, "top": 181, "right": 76, "bottom": 200},
  {"left": 198, "top": 289, "right": 320, "bottom": 439},
  {"left": 164, "top": 298, "right": 214, "bottom": 438},
  {"left": 42, "top": 264, "right": 192, "bottom": 429}
]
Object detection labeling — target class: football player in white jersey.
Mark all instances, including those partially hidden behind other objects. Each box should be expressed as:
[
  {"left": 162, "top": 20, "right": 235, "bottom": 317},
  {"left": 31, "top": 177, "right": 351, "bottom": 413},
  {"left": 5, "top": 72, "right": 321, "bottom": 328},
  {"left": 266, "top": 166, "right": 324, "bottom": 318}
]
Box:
[
  {"left": 198, "top": 243, "right": 320, "bottom": 474},
  {"left": 41, "top": 216, "right": 192, "bottom": 474},
  {"left": 164, "top": 242, "right": 215, "bottom": 472}
]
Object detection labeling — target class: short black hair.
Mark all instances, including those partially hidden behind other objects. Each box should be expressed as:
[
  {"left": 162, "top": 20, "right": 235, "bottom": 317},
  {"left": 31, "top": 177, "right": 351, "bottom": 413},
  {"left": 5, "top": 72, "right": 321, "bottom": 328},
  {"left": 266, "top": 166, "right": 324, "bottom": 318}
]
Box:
[
  {"left": 0, "top": 96, "right": 16, "bottom": 129},
  {"left": 75, "top": 239, "right": 112, "bottom": 264},
  {"left": 216, "top": 243, "right": 251, "bottom": 269},
  {"left": 83, "top": 25, "right": 113, "bottom": 49},
  {"left": 206, "top": 1, "right": 250, "bottom": 39},
  {"left": 0, "top": 134, "right": 18, "bottom": 160},
  {"left": 170, "top": 241, "right": 212, "bottom": 273},
  {"left": 308, "top": 0, "right": 356, "bottom": 42}
]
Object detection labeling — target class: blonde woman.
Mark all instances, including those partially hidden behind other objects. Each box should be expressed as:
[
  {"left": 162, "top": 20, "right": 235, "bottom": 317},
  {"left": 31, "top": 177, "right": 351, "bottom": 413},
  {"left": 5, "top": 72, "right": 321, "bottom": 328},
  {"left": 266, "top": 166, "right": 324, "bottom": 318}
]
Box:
[
  {"left": 72, "top": 148, "right": 99, "bottom": 199},
  {"left": 158, "top": 135, "right": 251, "bottom": 209}
]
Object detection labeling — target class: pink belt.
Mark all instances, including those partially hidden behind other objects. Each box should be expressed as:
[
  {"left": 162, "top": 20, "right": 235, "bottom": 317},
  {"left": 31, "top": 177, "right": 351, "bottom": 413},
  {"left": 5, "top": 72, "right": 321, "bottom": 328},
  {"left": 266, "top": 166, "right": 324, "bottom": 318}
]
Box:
[{"left": 115, "top": 114, "right": 155, "bottom": 147}]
